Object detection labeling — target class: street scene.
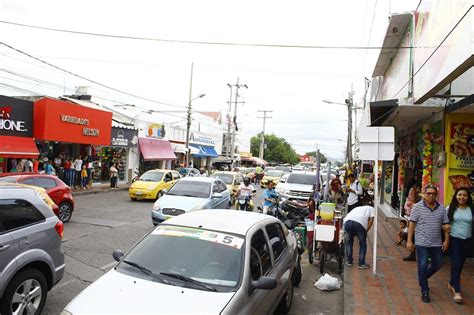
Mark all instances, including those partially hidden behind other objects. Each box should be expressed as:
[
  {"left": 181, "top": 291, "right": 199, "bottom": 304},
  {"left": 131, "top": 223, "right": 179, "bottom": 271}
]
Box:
[{"left": 1, "top": 1, "right": 474, "bottom": 314}]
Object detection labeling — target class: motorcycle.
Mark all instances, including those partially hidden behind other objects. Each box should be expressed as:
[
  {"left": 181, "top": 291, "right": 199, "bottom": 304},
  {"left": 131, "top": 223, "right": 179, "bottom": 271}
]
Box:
[{"left": 235, "top": 194, "right": 254, "bottom": 211}]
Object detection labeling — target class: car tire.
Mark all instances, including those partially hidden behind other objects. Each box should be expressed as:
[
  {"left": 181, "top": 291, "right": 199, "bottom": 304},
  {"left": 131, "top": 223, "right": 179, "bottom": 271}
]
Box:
[
  {"left": 276, "top": 276, "right": 294, "bottom": 314},
  {"left": 292, "top": 255, "right": 302, "bottom": 287},
  {"left": 156, "top": 190, "right": 164, "bottom": 200},
  {"left": 58, "top": 201, "right": 73, "bottom": 223},
  {"left": 130, "top": 197, "right": 137, "bottom": 201},
  {"left": 0, "top": 268, "right": 48, "bottom": 315}
]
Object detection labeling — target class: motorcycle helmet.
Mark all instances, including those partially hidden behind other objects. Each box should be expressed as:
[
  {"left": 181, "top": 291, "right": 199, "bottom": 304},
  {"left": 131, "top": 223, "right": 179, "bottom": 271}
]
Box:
[{"left": 243, "top": 177, "right": 251, "bottom": 186}]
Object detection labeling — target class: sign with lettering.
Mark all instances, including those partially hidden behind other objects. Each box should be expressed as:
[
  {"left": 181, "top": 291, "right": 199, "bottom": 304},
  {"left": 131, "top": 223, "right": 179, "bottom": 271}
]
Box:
[
  {"left": 111, "top": 127, "right": 138, "bottom": 147},
  {"left": 189, "top": 133, "right": 216, "bottom": 146},
  {"left": 0, "top": 96, "right": 34, "bottom": 137}
]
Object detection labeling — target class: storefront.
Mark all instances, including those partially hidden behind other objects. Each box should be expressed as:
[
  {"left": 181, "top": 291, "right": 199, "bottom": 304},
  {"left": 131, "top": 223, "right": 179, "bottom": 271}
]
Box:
[
  {"left": 188, "top": 132, "right": 219, "bottom": 169},
  {"left": 138, "top": 137, "right": 176, "bottom": 172},
  {"left": 0, "top": 96, "right": 38, "bottom": 173},
  {"left": 33, "top": 97, "right": 112, "bottom": 184}
]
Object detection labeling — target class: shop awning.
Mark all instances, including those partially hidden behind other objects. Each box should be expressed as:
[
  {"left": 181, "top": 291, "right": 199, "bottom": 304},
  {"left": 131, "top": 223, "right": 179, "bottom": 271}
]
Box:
[
  {"left": 370, "top": 100, "right": 444, "bottom": 129},
  {"left": 139, "top": 137, "right": 177, "bottom": 161},
  {"left": 0, "top": 136, "right": 39, "bottom": 158},
  {"left": 189, "top": 144, "right": 219, "bottom": 158}
]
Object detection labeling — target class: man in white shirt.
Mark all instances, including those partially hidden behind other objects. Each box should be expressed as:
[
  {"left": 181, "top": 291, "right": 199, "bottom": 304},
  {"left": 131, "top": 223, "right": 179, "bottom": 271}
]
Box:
[
  {"left": 346, "top": 173, "right": 363, "bottom": 213},
  {"left": 343, "top": 205, "right": 375, "bottom": 269}
]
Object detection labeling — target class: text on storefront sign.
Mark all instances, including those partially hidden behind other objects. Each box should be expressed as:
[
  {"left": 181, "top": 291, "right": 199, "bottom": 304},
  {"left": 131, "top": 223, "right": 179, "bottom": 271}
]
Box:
[
  {"left": 60, "top": 114, "right": 99, "bottom": 137},
  {"left": 0, "top": 106, "right": 28, "bottom": 132}
]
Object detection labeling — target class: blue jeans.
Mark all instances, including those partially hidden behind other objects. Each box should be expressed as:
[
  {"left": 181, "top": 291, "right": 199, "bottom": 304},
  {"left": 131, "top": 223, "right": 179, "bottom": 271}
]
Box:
[
  {"left": 344, "top": 220, "right": 367, "bottom": 266},
  {"left": 416, "top": 246, "right": 442, "bottom": 294},
  {"left": 449, "top": 236, "right": 470, "bottom": 293}
]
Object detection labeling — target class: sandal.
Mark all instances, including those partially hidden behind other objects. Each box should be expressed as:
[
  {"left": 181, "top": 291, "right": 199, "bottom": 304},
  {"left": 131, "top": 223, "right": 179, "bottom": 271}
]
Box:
[{"left": 453, "top": 293, "right": 463, "bottom": 303}]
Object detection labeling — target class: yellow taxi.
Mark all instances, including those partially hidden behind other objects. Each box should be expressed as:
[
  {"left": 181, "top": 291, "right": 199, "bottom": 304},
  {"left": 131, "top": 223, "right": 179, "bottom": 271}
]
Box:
[
  {"left": 129, "top": 169, "right": 181, "bottom": 201},
  {"left": 210, "top": 171, "right": 243, "bottom": 199},
  {"left": 260, "top": 170, "right": 284, "bottom": 189}
]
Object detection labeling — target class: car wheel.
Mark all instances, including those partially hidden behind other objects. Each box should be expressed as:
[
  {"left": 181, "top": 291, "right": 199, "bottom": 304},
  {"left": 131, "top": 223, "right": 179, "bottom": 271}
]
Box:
[
  {"left": 292, "top": 255, "right": 302, "bottom": 287},
  {"left": 130, "top": 197, "right": 137, "bottom": 201},
  {"left": 0, "top": 268, "right": 48, "bottom": 315},
  {"left": 156, "top": 190, "right": 164, "bottom": 200},
  {"left": 276, "top": 275, "right": 294, "bottom": 314},
  {"left": 58, "top": 201, "right": 73, "bottom": 223}
]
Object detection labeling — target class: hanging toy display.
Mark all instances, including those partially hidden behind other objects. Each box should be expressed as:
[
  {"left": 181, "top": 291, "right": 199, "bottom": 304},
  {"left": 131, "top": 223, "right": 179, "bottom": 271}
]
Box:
[
  {"left": 421, "top": 125, "right": 433, "bottom": 188},
  {"left": 398, "top": 153, "right": 407, "bottom": 194}
]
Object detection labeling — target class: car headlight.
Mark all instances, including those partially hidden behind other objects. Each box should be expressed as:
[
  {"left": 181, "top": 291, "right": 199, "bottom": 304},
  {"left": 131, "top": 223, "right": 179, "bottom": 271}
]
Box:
[
  {"left": 281, "top": 189, "right": 290, "bottom": 194},
  {"left": 153, "top": 203, "right": 161, "bottom": 211}
]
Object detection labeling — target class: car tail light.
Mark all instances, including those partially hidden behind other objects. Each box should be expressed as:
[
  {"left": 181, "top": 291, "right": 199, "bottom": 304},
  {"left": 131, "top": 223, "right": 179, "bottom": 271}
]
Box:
[{"left": 55, "top": 221, "right": 64, "bottom": 239}]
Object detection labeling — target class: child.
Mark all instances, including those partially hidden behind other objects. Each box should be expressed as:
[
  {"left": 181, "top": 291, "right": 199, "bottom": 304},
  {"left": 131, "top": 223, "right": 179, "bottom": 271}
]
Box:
[
  {"left": 395, "top": 219, "right": 408, "bottom": 245},
  {"left": 81, "top": 165, "right": 88, "bottom": 189}
]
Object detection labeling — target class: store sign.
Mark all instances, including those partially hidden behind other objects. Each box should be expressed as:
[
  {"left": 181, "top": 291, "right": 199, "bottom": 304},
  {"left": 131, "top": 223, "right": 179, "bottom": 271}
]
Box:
[
  {"left": 33, "top": 97, "right": 112, "bottom": 146},
  {"left": 448, "top": 122, "right": 474, "bottom": 169},
  {"left": 0, "top": 96, "right": 34, "bottom": 137},
  {"left": 147, "top": 123, "right": 166, "bottom": 138},
  {"left": 111, "top": 127, "right": 138, "bottom": 147},
  {"left": 190, "top": 133, "right": 216, "bottom": 146}
]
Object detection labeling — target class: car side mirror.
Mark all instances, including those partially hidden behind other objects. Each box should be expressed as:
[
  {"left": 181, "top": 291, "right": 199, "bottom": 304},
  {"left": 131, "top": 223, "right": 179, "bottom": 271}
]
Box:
[
  {"left": 249, "top": 276, "right": 277, "bottom": 295},
  {"left": 280, "top": 179, "right": 286, "bottom": 183},
  {"left": 212, "top": 193, "right": 223, "bottom": 199},
  {"left": 112, "top": 249, "right": 124, "bottom": 262}
]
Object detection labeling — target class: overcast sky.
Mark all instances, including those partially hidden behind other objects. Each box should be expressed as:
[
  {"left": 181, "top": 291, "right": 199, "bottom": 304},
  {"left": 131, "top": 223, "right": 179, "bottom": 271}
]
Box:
[{"left": 0, "top": 0, "right": 419, "bottom": 160}]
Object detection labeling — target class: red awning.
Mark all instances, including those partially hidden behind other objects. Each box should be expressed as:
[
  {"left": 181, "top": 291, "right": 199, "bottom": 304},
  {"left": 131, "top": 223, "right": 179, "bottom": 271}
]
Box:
[
  {"left": 139, "top": 137, "right": 177, "bottom": 161},
  {"left": 0, "top": 136, "right": 39, "bottom": 158}
]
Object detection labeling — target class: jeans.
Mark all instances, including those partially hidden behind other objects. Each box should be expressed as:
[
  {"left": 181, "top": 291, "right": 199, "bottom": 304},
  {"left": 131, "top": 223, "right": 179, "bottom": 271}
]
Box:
[
  {"left": 76, "top": 170, "right": 82, "bottom": 187},
  {"left": 344, "top": 220, "right": 367, "bottom": 266},
  {"left": 416, "top": 246, "right": 442, "bottom": 294},
  {"left": 82, "top": 177, "right": 88, "bottom": 188},
  {"left": 449, "top": 236, "right": 470, "bottom": 293}
]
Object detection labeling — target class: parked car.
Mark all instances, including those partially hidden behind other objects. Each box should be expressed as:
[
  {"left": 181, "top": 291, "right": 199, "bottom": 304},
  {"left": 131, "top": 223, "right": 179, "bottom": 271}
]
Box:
[
  {"left": 179, "top": 167, "right": 200, "bottom": 177},
  {"left": 276, "top": 171, "right": 322, "bottom": 201},
  {"left": 0, "top": 173, "right": 75, "bottom": 222},
  {"left": 129, "top": 169, "right": 181, "bottom": 201},
  {"left": 260, "top": 170, "right": 284, "bottom": 188},
  {"left": 151, "top": 177, "right": 231, "bottom": 225},
  {"left": 210, "top": 171, "right": 243, "bottom": 200},
  {"left": 0, "top": 183, "right": 65, "bottom": 315},
  {"left": 62, "top": 210, "right": 300, "bottom": 314}
]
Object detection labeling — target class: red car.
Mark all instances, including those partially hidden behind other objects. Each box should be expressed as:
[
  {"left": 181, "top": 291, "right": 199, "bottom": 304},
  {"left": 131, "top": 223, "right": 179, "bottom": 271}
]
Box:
[{"left": 0, "top": 173, "right": 75, "bottom": 222}]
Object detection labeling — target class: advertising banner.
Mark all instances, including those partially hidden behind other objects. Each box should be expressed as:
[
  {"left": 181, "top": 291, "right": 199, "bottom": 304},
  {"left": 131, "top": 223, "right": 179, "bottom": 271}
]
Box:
[
  {"left": 0, "top": 95, "right": 34, "bottom": 137},
  {"left": 111, "top": 127, "right": 138, "bottom": 147}
]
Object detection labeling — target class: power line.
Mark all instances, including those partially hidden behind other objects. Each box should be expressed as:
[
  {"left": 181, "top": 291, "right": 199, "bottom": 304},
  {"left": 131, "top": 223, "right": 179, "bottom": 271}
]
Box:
[
  {"left": 241, "top": 119, "right": 347, "bottom": 124},
  {"left": 0, "top": 20, "right": 416, "bottom": 50},
  {"left": 0, "top": 41, "right": 187, "bottom": 109}
]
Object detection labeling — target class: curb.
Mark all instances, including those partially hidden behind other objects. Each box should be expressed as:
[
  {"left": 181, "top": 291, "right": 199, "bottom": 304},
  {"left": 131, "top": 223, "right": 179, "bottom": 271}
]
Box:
[
  {"left": 72, "top": 187, "right": 129, "bottom": 197},
  {"left": 343, "top": 263, "right": 352, "bottom": 315}
]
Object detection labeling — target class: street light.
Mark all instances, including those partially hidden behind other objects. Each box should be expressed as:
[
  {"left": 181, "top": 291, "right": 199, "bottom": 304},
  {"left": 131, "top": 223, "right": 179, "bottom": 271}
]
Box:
[
  {"left": 322, "top": 99, "right": 364, "bottom": 167},
  {"left": 185, "top": 93, "right": 205, "bottom": 167}
]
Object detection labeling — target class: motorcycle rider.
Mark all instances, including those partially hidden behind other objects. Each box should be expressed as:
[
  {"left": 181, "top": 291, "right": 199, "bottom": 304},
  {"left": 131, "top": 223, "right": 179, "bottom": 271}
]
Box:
[
  {"left": 262, "top": 181, "right": 279, "bottom": 214},
  {"left": 234, "top": 176, "right": 256, "bottom": 210}
]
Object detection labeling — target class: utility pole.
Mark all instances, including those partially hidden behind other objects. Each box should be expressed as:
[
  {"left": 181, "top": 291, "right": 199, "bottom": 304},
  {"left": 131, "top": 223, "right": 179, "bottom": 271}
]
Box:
[
  {"left": 185, "top": 62, "right": 194, "bottom": 168},
  {"left": 228, "top": 78, "right": 247, "bottom": 165},
  {"left": 226, "top": 84, "right": 233, "bottom": 158},
  {"left": 345, "top": 90, "right": 353, "bottom": 168},
  {"left": 257, "top": 110, "right": 272, "bottom": 159}
]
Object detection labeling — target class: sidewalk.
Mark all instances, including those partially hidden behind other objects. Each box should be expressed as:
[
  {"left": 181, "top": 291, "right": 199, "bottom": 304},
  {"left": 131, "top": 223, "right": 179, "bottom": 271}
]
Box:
[
  {"left": 71, "top": 182, "right": 129, "bottom": 197},
  {"left": 344, "top": 210, "right": 474, "bottom": 314}
]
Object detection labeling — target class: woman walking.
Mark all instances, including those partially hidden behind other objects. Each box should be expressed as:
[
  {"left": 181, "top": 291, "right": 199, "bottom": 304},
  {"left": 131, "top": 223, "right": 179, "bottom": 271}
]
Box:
[{"left": 447, "top": 187, "right": 473, "bottom": 303}]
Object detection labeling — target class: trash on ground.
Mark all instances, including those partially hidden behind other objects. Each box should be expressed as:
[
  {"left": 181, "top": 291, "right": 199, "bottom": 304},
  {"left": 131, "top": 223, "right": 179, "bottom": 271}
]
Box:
[
  {"left": 314, "top": 273, "right": 342, "bottom": 291},
  {"left": 301, "top": 294, "right": 307, "bottom": 301}
]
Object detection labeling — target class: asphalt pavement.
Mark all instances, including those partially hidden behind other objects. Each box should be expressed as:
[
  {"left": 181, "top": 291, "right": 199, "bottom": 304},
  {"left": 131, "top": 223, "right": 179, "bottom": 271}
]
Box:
[{"left": 43, "top": 185, "right": 343, "bottom": 314}]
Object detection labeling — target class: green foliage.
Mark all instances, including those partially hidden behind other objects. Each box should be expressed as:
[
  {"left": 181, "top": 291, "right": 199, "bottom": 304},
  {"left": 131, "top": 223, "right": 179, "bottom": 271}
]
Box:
[
  {"left": 250, "top": 134, "right": 300, "bottom": 165},
  {"left": 305, "top": 151, "right": 327, "bottom": 163}
]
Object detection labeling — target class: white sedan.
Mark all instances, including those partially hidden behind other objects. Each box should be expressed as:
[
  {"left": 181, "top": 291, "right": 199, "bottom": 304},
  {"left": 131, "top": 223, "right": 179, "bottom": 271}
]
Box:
[{"left": 62, "top": 210, "right": 301, "bottom": 315}]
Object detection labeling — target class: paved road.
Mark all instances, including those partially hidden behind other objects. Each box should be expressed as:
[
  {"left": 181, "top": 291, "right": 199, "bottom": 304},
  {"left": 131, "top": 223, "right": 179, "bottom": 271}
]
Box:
[{"left": 43, "top": 187, "right": 343, "bottom": 314}]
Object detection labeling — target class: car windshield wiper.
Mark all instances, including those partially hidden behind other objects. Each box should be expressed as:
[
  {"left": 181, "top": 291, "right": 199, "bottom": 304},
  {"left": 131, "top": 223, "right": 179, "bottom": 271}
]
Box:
[
  {"left": 159, "top": 272, "right": 217, "bottom": 292},
  {"left": 179, "top": 194, "right": 199, "bottom": 198},
  {"left": 122, "top": 260, "right": 169, "bottom": 284}
]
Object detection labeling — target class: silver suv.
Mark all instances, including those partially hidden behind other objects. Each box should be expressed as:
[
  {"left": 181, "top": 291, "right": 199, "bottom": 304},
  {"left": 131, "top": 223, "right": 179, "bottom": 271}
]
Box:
[
  {"left": 0, "top": 184, "right": 65, "bottom": 315},
  {"left": 276, "top": 171, "right": 322, "bottom": 201}
]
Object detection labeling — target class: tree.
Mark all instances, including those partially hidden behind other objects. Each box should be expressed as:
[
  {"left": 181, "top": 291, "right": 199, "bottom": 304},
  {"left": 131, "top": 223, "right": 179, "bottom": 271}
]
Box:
[
  {"left": 250, "top": 134, "right": 300, "bottom": 165},
  {"left": 305, "top": 151, "right": 327, "bottom": 163}
]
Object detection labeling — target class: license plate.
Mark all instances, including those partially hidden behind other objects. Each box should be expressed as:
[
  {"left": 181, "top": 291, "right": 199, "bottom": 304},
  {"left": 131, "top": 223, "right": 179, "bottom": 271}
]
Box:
[{"left": 135, "top": 191, "right": 143, "bottom": 196}]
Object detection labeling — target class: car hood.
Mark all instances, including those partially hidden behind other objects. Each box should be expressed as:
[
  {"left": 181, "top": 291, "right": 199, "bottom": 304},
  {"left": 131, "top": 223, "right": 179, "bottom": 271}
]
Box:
[
  {"left": 157, "top": 194, "right": 209, "bottom": 211},
  {"left": 65, "top": 269, "right": 235, "bottom": 314},
  {"left": 131, "top": 180, "right": 159, "bottom": 190},
  {"left": 281, "top": 183, "right": 313, "bottom": 192}
]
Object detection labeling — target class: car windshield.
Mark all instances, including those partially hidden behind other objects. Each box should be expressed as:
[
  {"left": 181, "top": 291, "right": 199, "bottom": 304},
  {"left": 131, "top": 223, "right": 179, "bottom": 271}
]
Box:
[
  {"left": 211, "top": 173, "right": 233, "bottom": 185},
  {"left": 0, "top": 177, "right": 19, "bottom": 183},
  {"left": 265, "top": 170, "right": 283, "bottom": 177},
  {"left": 119, "top": 225, "right": 244, "bottom": 290},
  {"left": 275, "top": 166, "right": 292, "bottom": 173},
  {"left": 167, "top": 180, "right": 211, "bottom": 198},
  {"left": 286, "top": 174, "right": 318, "bottom": 185},
  {"left": 139, "top": 171, "right": 165, "bottom": 182}
]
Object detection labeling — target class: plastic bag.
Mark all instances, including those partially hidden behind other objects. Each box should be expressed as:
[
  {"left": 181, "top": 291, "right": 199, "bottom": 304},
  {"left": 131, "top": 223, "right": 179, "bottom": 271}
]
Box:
[{"left": 314, "top": 273, "right": 342, "bottom": 291}]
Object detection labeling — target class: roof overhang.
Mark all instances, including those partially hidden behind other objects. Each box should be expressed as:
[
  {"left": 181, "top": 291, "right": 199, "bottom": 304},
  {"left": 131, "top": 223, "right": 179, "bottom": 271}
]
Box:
[
  {"left": 446, "top": 94, "right": 474, "bottom": 114},
  {"left": 369, "top": 100, "right": 445, "bottom": 129},
  {"left": 372, "top": 13, "right": 412, "bottom": 77}
]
